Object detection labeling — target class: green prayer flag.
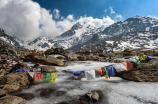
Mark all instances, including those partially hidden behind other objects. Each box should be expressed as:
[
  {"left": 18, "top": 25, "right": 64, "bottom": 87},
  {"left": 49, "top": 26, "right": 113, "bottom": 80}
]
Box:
[
  {"left": 129, "top": 56, "right": 140, "bottom": 65},
  {"left": 42, "top": 73, "right": 52, "bottom": 82}
]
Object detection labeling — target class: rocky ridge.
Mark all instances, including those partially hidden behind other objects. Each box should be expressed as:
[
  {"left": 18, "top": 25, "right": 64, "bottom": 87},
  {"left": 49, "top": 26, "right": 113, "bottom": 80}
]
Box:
[
  {"left": 0, "top": 28, "right": 20, "bottom": 47},
  {"left": 70, "top": 31, "right": 158, "bottom": 51}
]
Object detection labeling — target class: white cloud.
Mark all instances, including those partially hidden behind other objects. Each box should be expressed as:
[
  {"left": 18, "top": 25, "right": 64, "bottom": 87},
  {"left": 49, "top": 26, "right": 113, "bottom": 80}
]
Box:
[
  {"left": 116, "top": 14, "right": 123, "bottom": 19},
  {"left": 147, "top": 15, "right": 158, "bottom": 19},
  {"left": 102, "top": 16, "right": 115, "bottom": 27},
  {"left": 67, "top": 15, "right": 74, "bottom": 20},
  {"left": 0, "top": 0, "right": 115, "bottom": 41},
  {"left": 77, "top": 16, "right": 114, "bottom": 28},
  {"left": 53, "top": 9, "right": 60, "bottom": 19},
  {"left": 0, "top": 0, "right": 12, "bottom": 8},
  {"left": 104, "top": 9, "right": 107, "bottom": 13},
  {"left": 109, "top": 6, "right": 115, "bottom": 14}
]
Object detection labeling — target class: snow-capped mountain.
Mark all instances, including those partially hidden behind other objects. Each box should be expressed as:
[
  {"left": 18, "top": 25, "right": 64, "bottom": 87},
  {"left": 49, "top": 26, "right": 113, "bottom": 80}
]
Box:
[
  {"left": 0, "top": 28, "right": 20, "bottom": 46},
  {"left": 21, "top": 36, "right": 55, "bottom": 51},
  {"left": 70, "top": 16, "right": 158, "bottom": 51},
  {"left": 70, "top": 31, "right": 158, "bottom": 51},
  {"left": 16, "top": 16, "right": 158, "bottom": 51},
  {"left": 22, "top": 22, "right": 103, "bottom": 51},
  {"left": 103, "top": 16, "right": 158, "bottom": 36},
  {"left": 53, "top": 22, "right": 103, "bottom": 49}
]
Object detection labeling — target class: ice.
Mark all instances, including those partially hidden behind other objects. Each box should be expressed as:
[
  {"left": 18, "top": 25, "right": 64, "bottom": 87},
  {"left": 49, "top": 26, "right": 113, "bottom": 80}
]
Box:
[
  {"left": 49, "top": 54, "right": 65, "bottom": 58},
  {"left": 12, "top": 61, "right": 158, "bottom": 104},
  {"left": 55, "top": 61, "right": 114, "bottom": 72}
]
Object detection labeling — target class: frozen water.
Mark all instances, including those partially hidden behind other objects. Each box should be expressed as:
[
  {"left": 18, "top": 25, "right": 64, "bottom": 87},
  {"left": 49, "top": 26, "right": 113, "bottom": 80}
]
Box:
[
  {"left": 49, "top": 55, "right": 65, "bottom": 58},
  {"left": 56, "top": 61, "right": 115, "bottom": 72},
  {"left": 14, "top": 61, "right": 158, "bottom": 104}
]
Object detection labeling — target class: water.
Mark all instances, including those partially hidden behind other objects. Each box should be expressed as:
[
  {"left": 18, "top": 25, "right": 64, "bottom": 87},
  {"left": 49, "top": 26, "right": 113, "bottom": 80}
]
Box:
[{"left": 20, "top": 61, "right": 158, "bottom": 104}]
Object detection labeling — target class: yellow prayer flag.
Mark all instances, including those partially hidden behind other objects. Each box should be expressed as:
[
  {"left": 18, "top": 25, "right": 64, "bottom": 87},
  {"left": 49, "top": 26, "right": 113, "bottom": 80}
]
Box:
[
  {"left": 138, "top": 55, "right": 147, "bottom": 61},
  {"left": 102, "top": 67, "right": 109, "bottom": 79},
  {"left": 104, "top": 73, "right": 109, "bottom": 79},
  {"left": 50, "top": 73, "right": 58, "bottom": 81}
]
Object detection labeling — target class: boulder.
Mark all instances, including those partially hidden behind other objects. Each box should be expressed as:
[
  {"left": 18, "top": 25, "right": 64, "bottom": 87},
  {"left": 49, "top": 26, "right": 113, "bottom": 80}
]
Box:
[
  {"left": 23, "top": 56, "right": 64, "bottom": 66},
  {"left": 3, "top": 83, "right": 20, "bottom": 94},
  {"left": 68, "top": 55, "right": 78, "bottom": 61},
  {"left": 118, "top": 59, "right": 158, "bottom": 82},
  {"left": 0, "top": 95, "right": 26, "bottom": 104},
  {"left": 45, "top": 47, "right": 65, "bottom": 55},
  {"left": 79, "top": 90, "right": 104, "bottom": 104},
  {"left": 45, "top": 49, "right": 54, "bottom": 55},
  {"left": 54, "top": 47, "right": 65, "bottom": 54},
  {"left": 0, "top": 72, "right": 33, "bottom": 93},
  {"left": 56, "top": 56, "right": 65, "bottom": 60},
  {"left": 41, "top": 66, "right": 56, "bottom": 72},
  {"left": 121, "top": 70, "right": 158, "bottom": 82}
]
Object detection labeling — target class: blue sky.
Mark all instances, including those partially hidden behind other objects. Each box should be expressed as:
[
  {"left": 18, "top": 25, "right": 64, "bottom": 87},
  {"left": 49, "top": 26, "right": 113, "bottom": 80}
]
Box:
[{"left": 32, "top": 0, "right": 158, "bottom": 21}]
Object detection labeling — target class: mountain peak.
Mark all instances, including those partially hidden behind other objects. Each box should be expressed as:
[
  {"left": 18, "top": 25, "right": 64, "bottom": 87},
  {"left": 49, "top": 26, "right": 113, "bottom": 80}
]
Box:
[
  {"left": 132, "top": 15, "right": 143, "bottom": 18},
  {"left": 0, "top": 28, "right": 20, "bottom": 46},
  {"left": 71, "top": 22, "right": 83, "bottom": 30}
]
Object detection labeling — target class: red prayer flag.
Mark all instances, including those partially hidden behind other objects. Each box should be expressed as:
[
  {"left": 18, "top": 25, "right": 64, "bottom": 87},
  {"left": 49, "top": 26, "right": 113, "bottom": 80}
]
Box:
[
  {"left": 121, "top": 61, "right": 133, "bottom": 71},
  {"left": 95, "top": 68, "right": 105, "bottom": 75},
  {"left": 33, "top": 72, "right": 44, "bottom": 80}
]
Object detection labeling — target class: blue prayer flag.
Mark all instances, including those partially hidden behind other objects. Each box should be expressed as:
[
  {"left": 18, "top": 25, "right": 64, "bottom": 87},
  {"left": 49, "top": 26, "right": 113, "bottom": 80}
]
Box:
[
  {"left": 146, "top": 55, "right": 154, "bottom": 60},
  {"left": 14, "top": 69, "right": 28, "bottom": 73},
  {"left": 106, "top": 66, "right": 115, "bottom": 78},
  {"left": 72, "top": 71, "right": 84, "bottom": 76}
]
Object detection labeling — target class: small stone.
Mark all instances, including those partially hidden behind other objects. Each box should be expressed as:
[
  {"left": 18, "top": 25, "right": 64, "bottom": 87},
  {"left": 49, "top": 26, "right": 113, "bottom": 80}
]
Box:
[
  {"left": 86, "top": 93, "right": 92, "bottom": 99},
  {"left": 72, "top": 76, "right": 78, "bottom": 80},
  {"left": 92, "top": 91, "right": 99, "bottom": 101}
]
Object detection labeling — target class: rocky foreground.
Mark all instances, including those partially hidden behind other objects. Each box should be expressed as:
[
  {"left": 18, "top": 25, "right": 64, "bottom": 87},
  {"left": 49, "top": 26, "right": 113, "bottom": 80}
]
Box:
[{"left": 0, "top": 43, "right": 158, "bottom": 103}]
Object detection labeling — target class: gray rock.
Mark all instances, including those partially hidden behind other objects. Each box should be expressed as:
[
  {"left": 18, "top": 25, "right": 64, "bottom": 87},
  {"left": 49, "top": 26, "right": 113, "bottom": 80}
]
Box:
[
  {"left": 41, "top": 66, "right": 56, "bottom": 73},
  {"left": 0, "top": 95, "right": 26, "bottom": 104}
]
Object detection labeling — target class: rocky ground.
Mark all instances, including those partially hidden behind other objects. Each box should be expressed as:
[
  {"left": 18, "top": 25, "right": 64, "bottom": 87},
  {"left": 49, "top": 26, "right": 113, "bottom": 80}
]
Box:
[{"left": 0, "top": 43, "right": 158, "bottom": 103}]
